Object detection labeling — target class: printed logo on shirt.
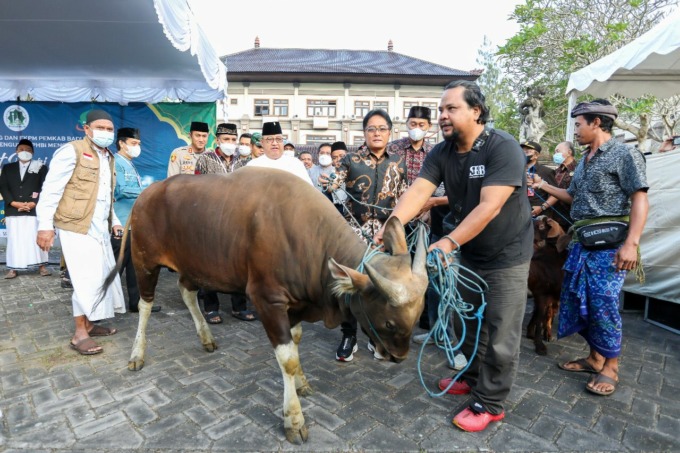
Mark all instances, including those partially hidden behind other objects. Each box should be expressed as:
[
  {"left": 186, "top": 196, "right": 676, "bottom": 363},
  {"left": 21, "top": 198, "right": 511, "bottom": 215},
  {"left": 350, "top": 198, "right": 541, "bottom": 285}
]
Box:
[{"left": 469, "top": 165, "right": 485, "bottom": 178}]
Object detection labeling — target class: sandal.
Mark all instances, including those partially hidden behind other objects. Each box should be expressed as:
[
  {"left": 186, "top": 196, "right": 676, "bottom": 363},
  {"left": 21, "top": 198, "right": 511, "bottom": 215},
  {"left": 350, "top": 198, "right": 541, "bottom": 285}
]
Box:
[
  {"left": 39, "top": 267, "right": 52, "bottom": 277},
  {"left": 204, "top": 311, "right": 223, "bottom": 324},
  {"left": 4, "top": 270, "right": 17, "bottom": 279},
  {"left": 557, "top": 358, "right": 602, "bottom": 374},
  {"left": 232, "top": 310, "right": 257, "bottom": 322},
  {"left": 586, "top": 373, "right": 618, "bottom": 396},
  {"left": 88, "top": 325, "right": 118, "bottom": 337},
  {"left": 69, "top": 337, "right": 103, "bottom": 355}
]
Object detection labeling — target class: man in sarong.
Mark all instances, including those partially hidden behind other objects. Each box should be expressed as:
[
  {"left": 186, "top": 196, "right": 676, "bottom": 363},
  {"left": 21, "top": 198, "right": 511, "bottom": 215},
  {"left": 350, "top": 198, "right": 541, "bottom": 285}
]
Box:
[
  {"left": 37, "top": 109, "right": 125, "bottom": 355},
  {"left": 531, "top": 99, "right": 649, "bottom": 396}
]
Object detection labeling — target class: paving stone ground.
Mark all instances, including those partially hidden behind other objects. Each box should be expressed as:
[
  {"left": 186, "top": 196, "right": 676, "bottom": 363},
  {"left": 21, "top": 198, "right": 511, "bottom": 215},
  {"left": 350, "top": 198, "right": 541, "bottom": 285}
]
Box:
[{"left": 1, "top": 248, "right": 679, "bottom": 452}]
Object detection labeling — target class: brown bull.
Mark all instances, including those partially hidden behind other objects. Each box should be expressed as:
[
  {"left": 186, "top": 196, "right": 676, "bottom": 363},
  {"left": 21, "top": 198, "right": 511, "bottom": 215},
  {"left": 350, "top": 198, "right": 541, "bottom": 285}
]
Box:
[
  {"left": 105, "top": 168, "right": 428, "bottom": 444},
  {"left": 527, "top": 215, "right": 570, "bottom": 355}
]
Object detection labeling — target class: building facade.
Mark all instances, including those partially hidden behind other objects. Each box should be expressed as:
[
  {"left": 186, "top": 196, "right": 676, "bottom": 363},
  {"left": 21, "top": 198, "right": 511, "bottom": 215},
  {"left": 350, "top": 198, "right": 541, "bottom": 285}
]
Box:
[{"left": 221, "top": 40, "right": 479, "bottom": 147}]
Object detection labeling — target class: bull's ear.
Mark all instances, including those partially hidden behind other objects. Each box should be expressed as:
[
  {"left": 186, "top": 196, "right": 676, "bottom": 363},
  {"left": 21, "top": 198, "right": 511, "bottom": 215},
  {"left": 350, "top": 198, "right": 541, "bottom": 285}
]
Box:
[
  {"left": 382, "top": 217, "right": 408, "bottom": 256},
  {"left": 556, "top": 233, "right": 572, "bottom": 253},
  {"left": 328, "top": 258, "right": 369, "bottom": 295}
]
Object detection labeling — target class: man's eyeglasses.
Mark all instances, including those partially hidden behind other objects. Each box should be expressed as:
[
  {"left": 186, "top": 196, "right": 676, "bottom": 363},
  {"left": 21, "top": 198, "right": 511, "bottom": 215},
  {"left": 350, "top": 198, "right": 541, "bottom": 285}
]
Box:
[
  {"left": 364, "top": 126, "right": 391, "bottom": 134},
  {"left": 262, "top": 137, "right": 284, "bottom": 144}
]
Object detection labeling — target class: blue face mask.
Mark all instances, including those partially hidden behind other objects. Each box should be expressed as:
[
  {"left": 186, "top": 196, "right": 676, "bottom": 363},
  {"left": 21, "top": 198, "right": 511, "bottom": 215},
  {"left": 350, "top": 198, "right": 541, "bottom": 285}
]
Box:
[{"left": 553, "top": 153, "right": 566, "bottom": 165}]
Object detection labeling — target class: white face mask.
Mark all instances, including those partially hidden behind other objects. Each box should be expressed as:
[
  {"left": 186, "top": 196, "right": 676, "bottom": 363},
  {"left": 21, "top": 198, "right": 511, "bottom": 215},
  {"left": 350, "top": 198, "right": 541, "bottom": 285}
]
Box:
[
  {"left": 283, "top": 150, "right": 295, "bottom": 158},
  {"left": 238, "top": 145, "right": 251, "bottom": 156},
  {"left": 221, "top": 143, "right": 237, "bottom": 156},
  {"left": 125, "top": 145, "right": 141, "bottom": 158},
  {"left": 408, "top": 127, "right": 427, "bottom": 141},
  {"left": 91, "top": 129, "right": 115, "bottom": 148},
  {"left": 318, "top": 154, "right": 333, "bottom": 167},
  {"left": 17, "top": 151, "right": 33, "bottom": 162}
]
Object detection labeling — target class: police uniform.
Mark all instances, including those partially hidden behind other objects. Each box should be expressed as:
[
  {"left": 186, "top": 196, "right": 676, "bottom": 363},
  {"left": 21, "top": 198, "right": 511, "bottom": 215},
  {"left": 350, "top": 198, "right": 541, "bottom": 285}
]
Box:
[{"left": 167, "top": 121, "right": 211, "bottom": 177}]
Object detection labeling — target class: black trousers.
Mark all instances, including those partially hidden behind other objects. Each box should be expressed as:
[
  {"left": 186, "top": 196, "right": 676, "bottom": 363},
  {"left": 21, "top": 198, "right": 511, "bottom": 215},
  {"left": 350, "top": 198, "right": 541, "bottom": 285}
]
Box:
[
  {"left": 110, "top": 232, "right": 140, "bottom": 311},
  {"left": 198, "top": 290, "right": 248, "bottom": 313}
]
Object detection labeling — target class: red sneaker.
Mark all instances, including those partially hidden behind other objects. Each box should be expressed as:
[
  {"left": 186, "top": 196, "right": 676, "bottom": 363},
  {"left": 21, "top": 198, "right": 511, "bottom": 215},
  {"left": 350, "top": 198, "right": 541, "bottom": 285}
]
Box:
[
  {"left": 438, "top": 377, "right": 472, "bottom": 395},
  {"left": 452, "top": 404, "right": 505, "bottom": 432}
]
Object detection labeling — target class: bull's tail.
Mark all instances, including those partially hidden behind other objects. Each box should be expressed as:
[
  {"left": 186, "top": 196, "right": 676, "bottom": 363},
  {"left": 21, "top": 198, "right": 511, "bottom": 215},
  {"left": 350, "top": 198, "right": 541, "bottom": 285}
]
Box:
[{"left": 91, "top": 216, "right": 132, "bottom": 314}]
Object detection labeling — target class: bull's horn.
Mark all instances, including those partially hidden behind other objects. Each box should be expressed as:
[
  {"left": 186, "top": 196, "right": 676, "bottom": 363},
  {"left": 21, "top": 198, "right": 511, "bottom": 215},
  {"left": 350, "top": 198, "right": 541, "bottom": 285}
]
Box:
[
  {"left": 411, "top": 225, "right": 427, "bottom": 280},
  {"left": 365, "top": 263, "right": 408, "bottom": 306},
  {"left": 382, "top": 217, "right": 408, "bottom": 256}
]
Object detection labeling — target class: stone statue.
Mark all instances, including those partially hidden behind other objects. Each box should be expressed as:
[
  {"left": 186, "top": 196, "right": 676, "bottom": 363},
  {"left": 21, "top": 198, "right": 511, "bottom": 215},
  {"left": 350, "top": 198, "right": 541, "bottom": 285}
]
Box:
[{"left": 519, "top": 86, "right": 547, "bottom": 143}]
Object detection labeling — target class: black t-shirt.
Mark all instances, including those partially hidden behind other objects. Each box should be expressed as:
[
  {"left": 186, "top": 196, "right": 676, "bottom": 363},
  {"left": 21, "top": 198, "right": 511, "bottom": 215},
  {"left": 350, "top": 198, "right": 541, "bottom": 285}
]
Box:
[{"left": 419, "top": 129, "right": 534, "bottom": 269}]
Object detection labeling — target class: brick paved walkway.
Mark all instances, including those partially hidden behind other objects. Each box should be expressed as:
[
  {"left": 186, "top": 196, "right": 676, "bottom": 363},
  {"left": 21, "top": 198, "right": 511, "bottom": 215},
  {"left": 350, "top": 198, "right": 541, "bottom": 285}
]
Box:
[{"left": 1, "top": 254, "right": 679, "bottom": 452}]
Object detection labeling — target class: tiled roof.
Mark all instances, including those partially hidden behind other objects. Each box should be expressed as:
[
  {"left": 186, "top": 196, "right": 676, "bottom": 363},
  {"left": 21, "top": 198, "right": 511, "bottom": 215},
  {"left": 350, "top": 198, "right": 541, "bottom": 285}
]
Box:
[{"left": 222, "top": 48, "right": 476, "bottom": 78}]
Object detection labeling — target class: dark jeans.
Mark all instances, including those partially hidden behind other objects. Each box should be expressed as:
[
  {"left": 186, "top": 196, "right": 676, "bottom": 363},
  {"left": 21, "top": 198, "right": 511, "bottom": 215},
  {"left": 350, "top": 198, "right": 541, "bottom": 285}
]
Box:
[
  {"left": 110, "top": 232, "right": 139, "bottom": 311},
  {"left": 198, "top": 290, "right": 248, "bottom": 313},
  {"left": 455, "top": 256, "right": 530, "bottom": 415}
]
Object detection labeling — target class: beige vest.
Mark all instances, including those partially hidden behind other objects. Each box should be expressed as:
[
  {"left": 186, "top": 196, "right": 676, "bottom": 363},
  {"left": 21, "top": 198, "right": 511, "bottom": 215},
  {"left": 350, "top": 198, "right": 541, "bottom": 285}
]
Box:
[{"left": 53, "top": 138, "right": 116, "bottom": 234}]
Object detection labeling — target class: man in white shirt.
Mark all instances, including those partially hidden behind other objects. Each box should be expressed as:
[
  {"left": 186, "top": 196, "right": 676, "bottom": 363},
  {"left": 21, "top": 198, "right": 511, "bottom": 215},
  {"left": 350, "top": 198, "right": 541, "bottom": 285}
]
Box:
[
  {"left": 246, "top": 122, "right": 313, "bottom": 185},
  {"left": 36, "top": 109, "right": 125, "bottom": 356}
]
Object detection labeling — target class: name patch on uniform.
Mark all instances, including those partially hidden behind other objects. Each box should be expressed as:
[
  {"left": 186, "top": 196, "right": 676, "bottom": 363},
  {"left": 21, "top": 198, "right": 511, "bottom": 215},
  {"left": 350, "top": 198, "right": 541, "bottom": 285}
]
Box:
[
  {"left": 83, "top": 153, "right": 94, "bottom": 160},
  {"left": 469, "top": 165, "right": 485, "bottom": 178}
]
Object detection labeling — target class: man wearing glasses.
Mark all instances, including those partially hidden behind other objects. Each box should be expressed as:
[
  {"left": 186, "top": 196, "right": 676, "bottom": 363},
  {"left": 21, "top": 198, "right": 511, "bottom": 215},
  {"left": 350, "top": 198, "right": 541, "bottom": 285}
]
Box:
[
  {"left": 246, "top": 122, "right": 312, "bottom": 185},
  {"left": 329, "top": 109, "right": 408, "bottom": 362}
]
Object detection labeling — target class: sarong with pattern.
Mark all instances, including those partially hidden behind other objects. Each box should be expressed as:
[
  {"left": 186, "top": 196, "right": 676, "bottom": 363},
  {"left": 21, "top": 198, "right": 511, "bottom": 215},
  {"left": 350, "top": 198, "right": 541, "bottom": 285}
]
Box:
[{"left": 558, "top": 242, "right": 626, "bottom": 358}]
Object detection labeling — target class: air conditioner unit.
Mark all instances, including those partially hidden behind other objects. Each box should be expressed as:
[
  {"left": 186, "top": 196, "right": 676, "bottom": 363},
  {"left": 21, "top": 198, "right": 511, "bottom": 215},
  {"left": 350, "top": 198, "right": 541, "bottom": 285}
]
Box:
[{"left": 313, "top": 117, "right": 329, "bottom": 129}]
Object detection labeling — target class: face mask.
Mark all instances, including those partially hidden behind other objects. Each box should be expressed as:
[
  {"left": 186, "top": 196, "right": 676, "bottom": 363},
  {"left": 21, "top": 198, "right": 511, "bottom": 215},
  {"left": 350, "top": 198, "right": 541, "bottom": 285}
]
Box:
[
  {"left": 125, "top": 145, "right": 141, "bottom": 158},
  {"left": 318, "top": 154, "right": 333, "bottom": 167},
  {"left": 91, "top": 129, "right": 115, "bottom": 148},
  {"left": 17, "top": 151, "right": 33, "bottom": 162},
  {"left": 408, "top": 127, "right": 427, "bottom": 141},
  {"left": 283, "top": 150, "right": 295, "bottom": 158},
  {"left": 553, "top": 153, "right": 566, "bottom": 165},
  {"left": 238, "top": 145, "right": 251, "bottom": 157},
  {"left": 221, "top": 143, "right": 236, "bottom": 156}
]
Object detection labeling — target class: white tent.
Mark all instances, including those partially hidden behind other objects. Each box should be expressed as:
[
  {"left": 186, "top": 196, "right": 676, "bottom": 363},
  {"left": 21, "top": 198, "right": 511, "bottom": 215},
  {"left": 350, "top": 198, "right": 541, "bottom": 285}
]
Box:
[
  {"left": 565, "top": 8, "right": 680, "bottom": 139},
  {"left": 0, "top": 0, "right": 226, "bottom": 103}
]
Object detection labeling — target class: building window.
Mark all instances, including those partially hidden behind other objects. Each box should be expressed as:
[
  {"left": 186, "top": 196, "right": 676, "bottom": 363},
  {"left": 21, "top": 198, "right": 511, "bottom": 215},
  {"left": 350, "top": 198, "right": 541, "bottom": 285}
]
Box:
[
  {"left": 307, "top": 100, "right": 337, "bottom": 117},
  {"left": 374, "top": 101, "right": 389, "bottom": 114},
  {"left": 403, "top": 101, "right": 418, "bottom": 119},
  {"left": 354, "top": 101, "right": 370, "bottom": 118},
  {"left": 230, "top": 98, "right": 238, "bottom": 105},
  {"left": 273, "top": 99, "right": 288, "bottom": 117},
  {"left": 422, "top": 102, "right": 438, "bottom": 120},
  {"left": 352, "top": 136, "right": 365, "bottom": 146},
  {"left": 254, "top": 99, "right": 270, "bottom": 116},
  {"left": 306, "top": 134, "right": 336, "bottom": 145}
]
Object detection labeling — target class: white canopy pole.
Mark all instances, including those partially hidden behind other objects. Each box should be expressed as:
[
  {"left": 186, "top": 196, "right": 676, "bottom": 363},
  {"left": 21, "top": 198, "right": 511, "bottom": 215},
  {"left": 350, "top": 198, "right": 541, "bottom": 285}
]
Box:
[{"left": 565, "top": 91, "right": 577, "bottom": 142}]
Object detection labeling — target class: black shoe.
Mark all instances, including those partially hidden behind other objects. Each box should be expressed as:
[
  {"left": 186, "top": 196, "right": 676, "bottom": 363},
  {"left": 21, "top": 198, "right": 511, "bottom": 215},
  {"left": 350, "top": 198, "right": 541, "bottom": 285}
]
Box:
[{"left": 335, "top": 334, "right": 358, "bottom": 362}]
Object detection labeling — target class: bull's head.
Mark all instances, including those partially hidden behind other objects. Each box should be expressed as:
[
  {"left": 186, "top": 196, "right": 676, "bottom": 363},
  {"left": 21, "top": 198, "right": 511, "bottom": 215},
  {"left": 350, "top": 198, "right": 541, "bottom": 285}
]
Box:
[{"left": 328, "top": 217, "right": 429, "bottom": 362}]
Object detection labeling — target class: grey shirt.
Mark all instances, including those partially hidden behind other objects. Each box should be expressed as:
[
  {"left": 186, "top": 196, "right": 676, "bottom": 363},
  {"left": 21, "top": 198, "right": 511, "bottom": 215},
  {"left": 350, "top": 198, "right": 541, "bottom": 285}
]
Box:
[{"left": 567, "top": 138, "right": 648, "bottom": 222}]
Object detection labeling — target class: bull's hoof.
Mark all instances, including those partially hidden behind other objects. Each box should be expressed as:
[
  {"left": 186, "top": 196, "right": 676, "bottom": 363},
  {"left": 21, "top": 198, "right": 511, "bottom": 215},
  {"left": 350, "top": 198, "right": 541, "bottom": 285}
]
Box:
[
  {"left": 296, "top": 384, "right": 313, "bottom": 397},
  {"left": 203, "top": 342, "right": 217, "bottom": 352},
  {"left": 128, "top": 359, "right": 145, "bottom": 371},
  {"left": 284, "top": 425, "right": 309, "bottom": 444},
  {"left": 534, "top": 343, "right": 548, "bottom": 356}
]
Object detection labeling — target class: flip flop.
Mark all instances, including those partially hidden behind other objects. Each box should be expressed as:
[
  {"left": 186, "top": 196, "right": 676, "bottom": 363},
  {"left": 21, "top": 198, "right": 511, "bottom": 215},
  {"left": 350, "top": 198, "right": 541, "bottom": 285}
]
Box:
[
  {"left": 586, "top": 373, "right": 618, "bottom": 396},
  {"left": 4, "top": 270, "right": 17, "bottom": 279},
  {"left": 232, "top": 310, "right": 257, "bottom": 322},
  {"left": 204, "top": 311, "right": 223, "bottom": 324},
  {"left": 39, "top": 267, "right": 52, "bottom": 276},
  {"left": 88, "top": 325, "right": 118, "bottom": 337},
  {"left": 557, "top": 358, "right": 602, "bottom": 374},
  {"left": 69, "top": 337, "right": 103, "bottom": 355}
]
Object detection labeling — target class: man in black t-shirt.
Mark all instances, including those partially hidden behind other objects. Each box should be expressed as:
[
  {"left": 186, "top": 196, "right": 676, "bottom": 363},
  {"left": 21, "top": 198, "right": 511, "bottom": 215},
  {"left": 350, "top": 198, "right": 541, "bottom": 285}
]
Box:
[{"left": 375, "top": 81, "right": 533, "bottom": 433}]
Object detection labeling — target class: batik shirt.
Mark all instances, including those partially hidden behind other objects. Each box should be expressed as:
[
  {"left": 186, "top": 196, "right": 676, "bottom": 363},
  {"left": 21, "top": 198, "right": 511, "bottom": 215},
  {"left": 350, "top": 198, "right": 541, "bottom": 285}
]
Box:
[
  {"left": 194, "top": 151, "right": 234, "bottom": 175},
  {"left": 334, "top": 145, "right": 407, "bottom": 237},
  {"left": 567, "top": 138, "right": 648, "bottom": 222},
  {"left": 387, "top": 137, "right": 433, "bottom": 186}
]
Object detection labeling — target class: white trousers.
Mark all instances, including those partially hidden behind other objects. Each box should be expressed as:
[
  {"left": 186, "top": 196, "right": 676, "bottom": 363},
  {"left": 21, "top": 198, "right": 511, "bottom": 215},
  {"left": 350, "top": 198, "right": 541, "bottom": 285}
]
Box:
[
  {"left": 58, "top": 228, "right": 126, "bottom": 321},
  {"left": 6, "top": 216, "right": 48, "bottom": 269}
]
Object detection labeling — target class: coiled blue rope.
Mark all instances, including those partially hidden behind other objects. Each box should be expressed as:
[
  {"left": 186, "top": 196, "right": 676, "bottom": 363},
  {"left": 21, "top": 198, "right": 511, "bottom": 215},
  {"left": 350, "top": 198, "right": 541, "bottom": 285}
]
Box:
[{"left": 417, "top": 241, "right": 488, "bottom": 398}]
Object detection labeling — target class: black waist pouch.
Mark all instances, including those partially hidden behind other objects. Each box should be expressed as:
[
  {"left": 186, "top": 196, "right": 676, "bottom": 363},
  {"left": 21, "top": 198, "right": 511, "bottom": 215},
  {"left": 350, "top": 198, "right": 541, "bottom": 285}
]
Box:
[{"left": 576, "top": 221, "right": 629, "bottom": 250}]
